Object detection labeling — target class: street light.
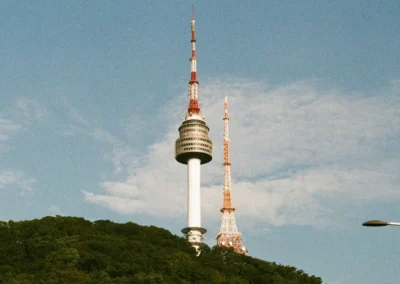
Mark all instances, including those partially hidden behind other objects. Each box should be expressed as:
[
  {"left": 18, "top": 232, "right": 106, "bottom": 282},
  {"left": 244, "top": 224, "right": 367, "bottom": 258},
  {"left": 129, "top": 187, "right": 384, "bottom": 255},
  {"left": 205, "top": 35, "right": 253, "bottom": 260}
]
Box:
[{"left": 362, "top": 220, "right": 400, "bottom": 227}]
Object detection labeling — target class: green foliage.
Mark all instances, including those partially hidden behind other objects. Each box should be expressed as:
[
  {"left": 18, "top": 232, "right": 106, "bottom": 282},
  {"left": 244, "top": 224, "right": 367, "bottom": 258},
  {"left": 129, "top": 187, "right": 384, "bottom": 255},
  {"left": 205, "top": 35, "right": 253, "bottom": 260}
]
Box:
[{"left": 0, "top": 216, "right": 322, "bottom": 283}]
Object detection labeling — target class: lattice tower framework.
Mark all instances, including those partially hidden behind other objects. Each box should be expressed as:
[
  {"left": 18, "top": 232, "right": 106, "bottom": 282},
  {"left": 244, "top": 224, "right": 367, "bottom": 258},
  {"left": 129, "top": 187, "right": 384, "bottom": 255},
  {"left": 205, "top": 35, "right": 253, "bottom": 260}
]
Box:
[{"left": 216, "top": 96, "right": 247, "bottom": 255}]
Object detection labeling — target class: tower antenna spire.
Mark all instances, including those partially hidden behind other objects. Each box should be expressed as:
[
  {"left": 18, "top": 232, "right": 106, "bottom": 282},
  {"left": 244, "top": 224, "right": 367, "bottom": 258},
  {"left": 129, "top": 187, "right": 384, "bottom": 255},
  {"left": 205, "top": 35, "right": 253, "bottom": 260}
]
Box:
[
  {"left": 187, "top": 4, "right": 199, "bottom": 115},
  {"left": 216, "top": 96, "right": 248, "bottom": 255},
  {"left": 175, "top": 9, "right": 213, "bottom": 255}
]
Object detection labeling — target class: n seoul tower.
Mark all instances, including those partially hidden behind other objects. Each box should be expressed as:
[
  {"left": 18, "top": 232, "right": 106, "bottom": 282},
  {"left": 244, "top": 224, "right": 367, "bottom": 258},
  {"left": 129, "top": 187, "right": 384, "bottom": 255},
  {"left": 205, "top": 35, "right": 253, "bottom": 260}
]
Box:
[
  {"left": 175, "top": 8, "right": 212, "bottom": 252},
  {"left": 216, "top": 97, "right": 247, "bottom": 255}
]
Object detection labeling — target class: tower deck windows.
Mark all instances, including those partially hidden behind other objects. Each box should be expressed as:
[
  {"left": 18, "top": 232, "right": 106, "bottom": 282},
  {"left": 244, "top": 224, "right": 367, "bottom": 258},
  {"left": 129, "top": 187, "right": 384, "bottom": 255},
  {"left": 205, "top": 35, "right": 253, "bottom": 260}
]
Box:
[{"left": 175, "top": 119, "right": 212, "bottom": 164}]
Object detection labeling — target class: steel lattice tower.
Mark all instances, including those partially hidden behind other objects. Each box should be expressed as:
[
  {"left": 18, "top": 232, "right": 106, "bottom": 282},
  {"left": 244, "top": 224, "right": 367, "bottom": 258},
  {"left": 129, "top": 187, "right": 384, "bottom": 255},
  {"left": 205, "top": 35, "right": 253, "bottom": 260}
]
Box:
[
  {"left": 216, "top": 97, "right": 247, "bottom": 255},
  {"left": 174, "top": 8, "right": 212, "bottom": 254}
]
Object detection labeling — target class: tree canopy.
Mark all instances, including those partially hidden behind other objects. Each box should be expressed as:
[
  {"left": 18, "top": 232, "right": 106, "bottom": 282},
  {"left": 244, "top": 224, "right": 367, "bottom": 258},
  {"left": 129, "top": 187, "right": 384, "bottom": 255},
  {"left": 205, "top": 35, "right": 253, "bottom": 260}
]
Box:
[{"left": 0, "top": 216, "right": 322, "bottom": 283}]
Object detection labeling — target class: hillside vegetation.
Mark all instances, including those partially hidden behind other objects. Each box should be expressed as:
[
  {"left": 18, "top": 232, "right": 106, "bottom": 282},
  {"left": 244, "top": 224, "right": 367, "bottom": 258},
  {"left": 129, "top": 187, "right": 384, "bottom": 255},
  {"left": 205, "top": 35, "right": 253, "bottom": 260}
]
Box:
[{"left": 0, "top": 216, "right": 322, "bottom": 283}]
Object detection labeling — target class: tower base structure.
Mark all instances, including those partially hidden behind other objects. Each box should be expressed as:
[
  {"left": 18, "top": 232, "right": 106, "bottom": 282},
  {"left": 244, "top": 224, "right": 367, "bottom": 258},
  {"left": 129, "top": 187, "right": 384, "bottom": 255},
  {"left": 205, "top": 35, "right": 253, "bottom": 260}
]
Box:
[
  {"left": 181, "top": 227, "right": 207, "bottom": 254},
  {"left": 216, "top": 232, "right": 248, "bottom": 255}
]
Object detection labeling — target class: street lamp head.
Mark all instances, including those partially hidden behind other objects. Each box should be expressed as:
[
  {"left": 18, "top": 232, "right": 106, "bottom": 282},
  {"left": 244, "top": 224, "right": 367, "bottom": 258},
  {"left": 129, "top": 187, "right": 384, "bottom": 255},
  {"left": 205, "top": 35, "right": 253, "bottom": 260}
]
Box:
[{"left": 362, "top": 220, "right": 389, "bottom": 227}]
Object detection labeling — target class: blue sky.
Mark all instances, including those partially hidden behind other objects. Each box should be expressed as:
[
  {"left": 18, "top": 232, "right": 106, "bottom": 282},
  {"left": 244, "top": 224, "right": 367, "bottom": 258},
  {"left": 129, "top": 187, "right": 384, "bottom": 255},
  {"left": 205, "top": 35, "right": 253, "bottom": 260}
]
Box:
[{"left": 1, "top": 1, "right": 400, "bottom": 283}]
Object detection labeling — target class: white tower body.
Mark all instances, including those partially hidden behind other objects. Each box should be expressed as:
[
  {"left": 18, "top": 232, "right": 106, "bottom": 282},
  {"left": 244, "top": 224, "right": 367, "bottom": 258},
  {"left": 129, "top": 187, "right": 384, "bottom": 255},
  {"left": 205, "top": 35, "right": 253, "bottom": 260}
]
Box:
[
  {"left": 175, "top": 8, "right": 212, "bottom": 254},
  {"left": 187, "top": 158, "right": 201, "bottom": 228}
]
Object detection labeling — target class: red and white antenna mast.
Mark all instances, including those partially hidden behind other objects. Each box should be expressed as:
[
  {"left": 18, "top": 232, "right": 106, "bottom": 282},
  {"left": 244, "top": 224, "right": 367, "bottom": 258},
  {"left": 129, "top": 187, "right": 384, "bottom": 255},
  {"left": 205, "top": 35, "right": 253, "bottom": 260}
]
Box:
[
  {"left": 216, "top": 96, "right": 247, "bottom": 255},
  {"left": 187, "top": 5, "right": 200, "bottom": 115}
]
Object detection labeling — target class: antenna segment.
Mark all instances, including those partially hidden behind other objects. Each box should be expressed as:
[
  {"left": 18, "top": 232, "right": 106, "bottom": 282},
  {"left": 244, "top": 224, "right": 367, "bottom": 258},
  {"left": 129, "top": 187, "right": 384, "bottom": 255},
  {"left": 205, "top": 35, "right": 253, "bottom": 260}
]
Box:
[
  {"left": 175, "top": 8, "right": 213, "bottom": 255},
  {"left": 216, "top": 96, "right": 248, "bottom": 255},
  {"left": 187, "top": 5, "right": 200, "bottom": 115}
]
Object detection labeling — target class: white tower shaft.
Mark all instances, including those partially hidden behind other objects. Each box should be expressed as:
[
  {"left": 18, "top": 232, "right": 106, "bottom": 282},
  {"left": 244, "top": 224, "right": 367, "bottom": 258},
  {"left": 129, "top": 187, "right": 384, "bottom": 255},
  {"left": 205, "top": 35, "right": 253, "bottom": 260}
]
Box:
[{"left": 187, "top": 158, "right": 201, "bottom": 228}]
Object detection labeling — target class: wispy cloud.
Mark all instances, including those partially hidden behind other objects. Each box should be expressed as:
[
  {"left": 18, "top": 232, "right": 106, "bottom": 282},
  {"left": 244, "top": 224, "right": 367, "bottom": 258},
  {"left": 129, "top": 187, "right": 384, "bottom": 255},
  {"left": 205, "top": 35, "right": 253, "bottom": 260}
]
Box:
[
  {"left": 50, "top": 95, "right": 139, "bottom": 174},
  {"left": 15, "top": 97, "right": 49, "bottom": 120},
  {"left": 55, "top": 96, "right": 91, "bottom": 128},
  {"left": 0, "top": 102, "right": 39, "bottom": 197},
  {"left": 0, "top": 117, "right": 21, "bottom": 143},
  {"left": 84, "top": 78, "right": 400, "bottom": 228},
  {"left": 0, "top": 171, "right": 36, "bottom": 193},
  {"left": 0, "top": 115, "right": 22, "bottom": 161},
  {"left": 1, "top": 97, "right": 47, "bottom": 156}
]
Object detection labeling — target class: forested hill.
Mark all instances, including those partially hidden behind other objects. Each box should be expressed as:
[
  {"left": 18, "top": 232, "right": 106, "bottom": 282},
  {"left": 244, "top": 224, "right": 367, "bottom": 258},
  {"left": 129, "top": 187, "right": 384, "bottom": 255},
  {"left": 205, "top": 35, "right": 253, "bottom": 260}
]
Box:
[{"left": 0, "top": 216, "right": 322, "bottom": 283}]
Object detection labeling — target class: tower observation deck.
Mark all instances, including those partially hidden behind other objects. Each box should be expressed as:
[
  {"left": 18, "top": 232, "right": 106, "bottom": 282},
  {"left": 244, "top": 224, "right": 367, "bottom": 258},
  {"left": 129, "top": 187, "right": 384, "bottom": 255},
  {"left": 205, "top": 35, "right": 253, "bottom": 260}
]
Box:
[{"left": 175, "top": 8, "right": 212, "bottom": 253}]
